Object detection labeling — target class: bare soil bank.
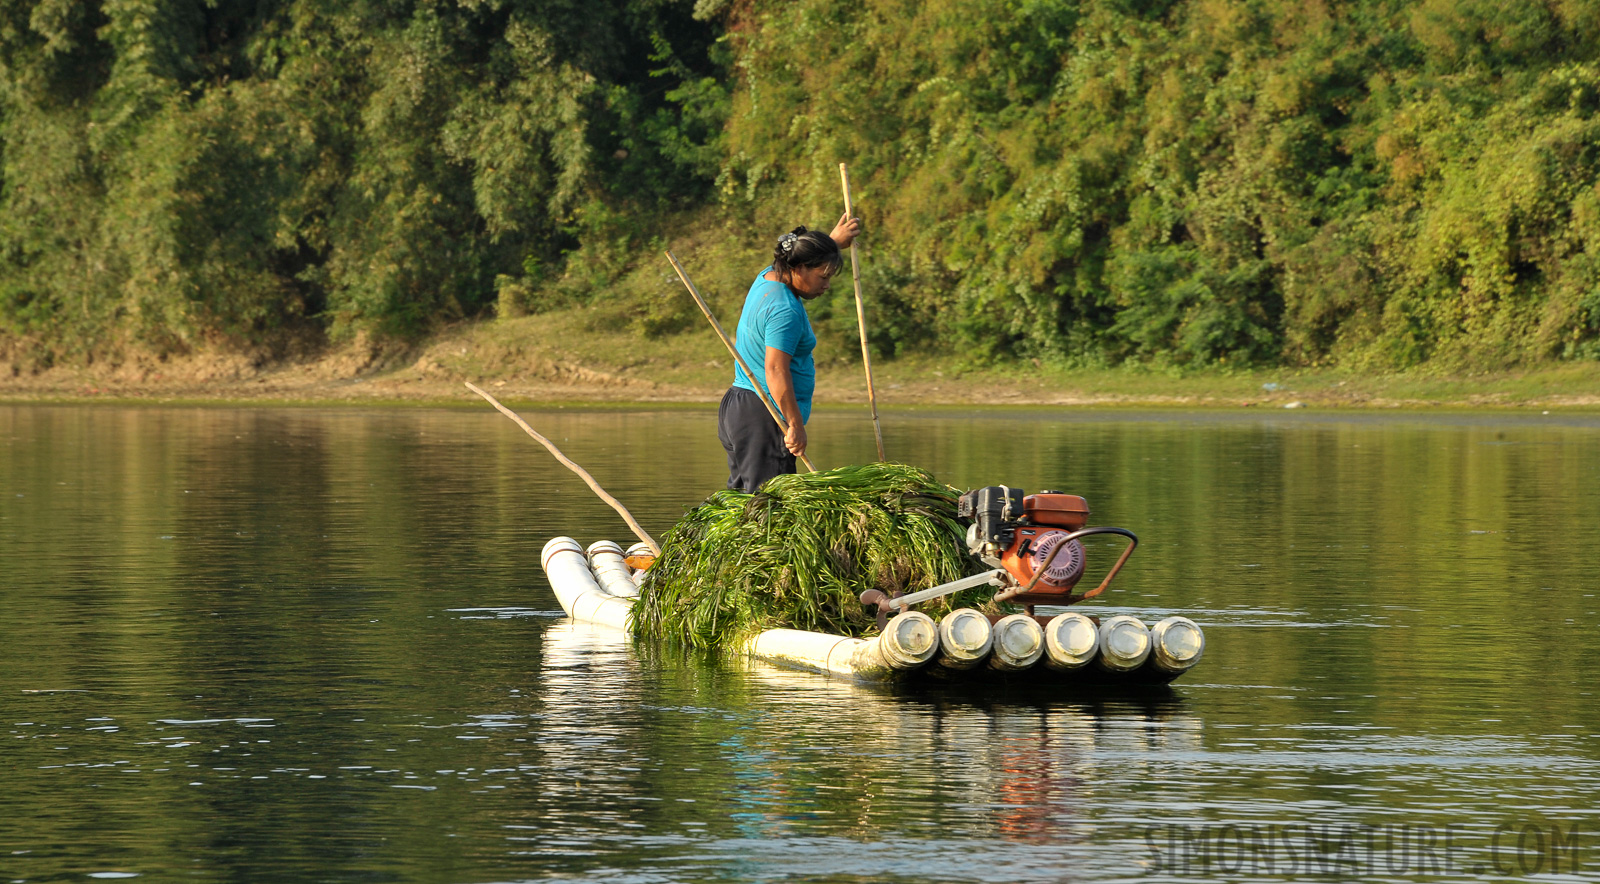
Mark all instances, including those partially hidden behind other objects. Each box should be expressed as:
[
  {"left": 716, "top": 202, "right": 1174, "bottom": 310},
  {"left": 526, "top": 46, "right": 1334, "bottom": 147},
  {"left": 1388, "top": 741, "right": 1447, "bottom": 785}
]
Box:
[{"left": 5, "top": 312, "right": 1600, "bottom": 411}]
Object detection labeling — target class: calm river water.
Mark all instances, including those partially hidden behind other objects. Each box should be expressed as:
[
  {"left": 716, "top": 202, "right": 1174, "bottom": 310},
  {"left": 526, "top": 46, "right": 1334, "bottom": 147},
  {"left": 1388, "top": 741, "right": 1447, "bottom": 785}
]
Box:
[{"left": 2, "top": 403, "right": 1598, "bottom": 883}]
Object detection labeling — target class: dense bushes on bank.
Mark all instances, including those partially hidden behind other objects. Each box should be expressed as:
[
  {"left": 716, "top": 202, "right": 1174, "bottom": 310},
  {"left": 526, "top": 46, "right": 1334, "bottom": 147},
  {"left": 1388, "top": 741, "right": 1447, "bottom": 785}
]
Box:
[
  {"left": 0, "top": 0, "right": 727, "bottom": 358},
  {"left": 4, "top": 0, "right": 1600, "bottom": 370}
]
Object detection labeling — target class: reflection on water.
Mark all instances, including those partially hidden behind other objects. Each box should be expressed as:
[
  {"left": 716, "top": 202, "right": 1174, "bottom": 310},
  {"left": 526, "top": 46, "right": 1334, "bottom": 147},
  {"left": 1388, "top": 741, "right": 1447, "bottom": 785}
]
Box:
[{"left": 2, "top": 404, "right": 1599, "bottom": 882}]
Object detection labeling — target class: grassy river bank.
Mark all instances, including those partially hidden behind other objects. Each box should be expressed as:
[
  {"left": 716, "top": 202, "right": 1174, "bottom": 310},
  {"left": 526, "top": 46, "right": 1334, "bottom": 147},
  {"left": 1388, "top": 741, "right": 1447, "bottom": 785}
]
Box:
[{"left": 5, "top": 308, "right": 1600, "bottom": 411}]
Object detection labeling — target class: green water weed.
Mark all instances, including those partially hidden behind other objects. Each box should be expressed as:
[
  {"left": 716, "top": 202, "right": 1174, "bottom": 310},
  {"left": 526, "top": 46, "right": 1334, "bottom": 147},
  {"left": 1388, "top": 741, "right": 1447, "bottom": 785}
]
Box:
[{"left": 633, "top": 462, "right": 1005, "bottom": 649}]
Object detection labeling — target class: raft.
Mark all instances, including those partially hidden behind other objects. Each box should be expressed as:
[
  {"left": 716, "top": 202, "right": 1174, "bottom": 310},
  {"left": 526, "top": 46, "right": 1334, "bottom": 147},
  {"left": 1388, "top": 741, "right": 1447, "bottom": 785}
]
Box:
[{"left": 541, "top": 536, "right": 1206, "bottom": 686}]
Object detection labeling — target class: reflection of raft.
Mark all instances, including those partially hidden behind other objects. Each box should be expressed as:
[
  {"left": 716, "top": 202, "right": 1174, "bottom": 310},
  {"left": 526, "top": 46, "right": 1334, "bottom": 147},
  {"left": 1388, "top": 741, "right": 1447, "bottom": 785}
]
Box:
[{"left": 542, "top": 537, "right": 1206, "bottom": 686}]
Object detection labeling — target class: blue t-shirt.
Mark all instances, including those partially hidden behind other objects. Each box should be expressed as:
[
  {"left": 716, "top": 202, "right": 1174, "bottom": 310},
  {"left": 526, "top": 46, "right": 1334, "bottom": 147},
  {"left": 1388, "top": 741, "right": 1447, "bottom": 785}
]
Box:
[{"left": 732, "top": 266, "right": 816, "bottom": 423}]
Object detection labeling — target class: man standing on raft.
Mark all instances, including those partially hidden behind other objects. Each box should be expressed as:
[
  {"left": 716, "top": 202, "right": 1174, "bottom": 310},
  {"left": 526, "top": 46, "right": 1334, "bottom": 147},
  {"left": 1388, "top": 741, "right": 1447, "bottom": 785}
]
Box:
[{"left": 719, "top": 214, "right": 863, "bottom": 492}]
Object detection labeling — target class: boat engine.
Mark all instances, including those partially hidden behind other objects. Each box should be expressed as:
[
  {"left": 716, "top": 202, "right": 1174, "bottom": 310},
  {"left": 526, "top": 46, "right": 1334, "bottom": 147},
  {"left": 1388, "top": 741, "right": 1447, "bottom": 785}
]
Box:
[{"left": 957, "top": 486, "right": 1138, "bottom": 608}]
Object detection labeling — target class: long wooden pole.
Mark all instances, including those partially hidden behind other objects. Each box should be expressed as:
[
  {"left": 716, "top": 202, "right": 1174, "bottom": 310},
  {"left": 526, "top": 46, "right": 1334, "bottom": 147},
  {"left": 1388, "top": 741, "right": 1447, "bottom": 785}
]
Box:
[
  {"left": 663, "top": 250, "right": 816, "bottom": 473},
  {"left": 839, "top": 163, "right": 886, "bottom": 461},
  {"left": 464, "top": 381, "right": 660, "bottom": 555}
]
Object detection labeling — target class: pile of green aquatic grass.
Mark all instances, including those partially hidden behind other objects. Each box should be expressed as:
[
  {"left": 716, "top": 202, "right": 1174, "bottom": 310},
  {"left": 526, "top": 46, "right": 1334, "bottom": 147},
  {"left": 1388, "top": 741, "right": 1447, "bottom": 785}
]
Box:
[{"left": 633, "top": 462, "right": 1003, "bottom": 649}]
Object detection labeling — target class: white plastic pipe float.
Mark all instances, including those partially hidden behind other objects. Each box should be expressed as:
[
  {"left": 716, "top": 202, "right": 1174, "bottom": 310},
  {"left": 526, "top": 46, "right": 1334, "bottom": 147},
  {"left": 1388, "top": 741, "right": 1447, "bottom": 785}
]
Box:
[
  {"left": 1095, "top": 614, "right": 1152, "bottom": 672},
  {"left": 988, "top": 613, "right": 1045, "bottom": 671},
  {"left": 936, "top": 608, "right": 993, "bottom": 670},
  {"left": 541, "top": 536, "right": 633, "bottom": 631},
  {"left": 1042, "top": 612, "right": 1100, "bottom": 671},
  {"left": 1147, "top": 616, "right": 1205, "bottom": 675},
  {"left": 742, "top": 611, "right": 939, "bottom": 680},
  {"left": 587, "top": 539, "right": 639, "bottom": 599}
]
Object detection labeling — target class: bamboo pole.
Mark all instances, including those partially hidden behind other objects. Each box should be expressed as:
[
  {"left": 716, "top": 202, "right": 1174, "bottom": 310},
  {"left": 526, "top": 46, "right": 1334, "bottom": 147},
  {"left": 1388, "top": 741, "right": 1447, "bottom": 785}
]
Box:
[
  {"left": 839, "top": 163, "right": 886, "bottom": 461},
  {"left": 664, "top": 250, "right": 817, "bottom": 473},
  {"left": 465, "top": 381, "right": 660, "bottom": 555}
]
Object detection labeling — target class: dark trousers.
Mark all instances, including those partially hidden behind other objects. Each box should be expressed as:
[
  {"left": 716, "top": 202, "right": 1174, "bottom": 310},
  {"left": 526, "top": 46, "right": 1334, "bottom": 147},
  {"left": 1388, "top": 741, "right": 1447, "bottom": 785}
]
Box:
[{"left": 718, "top": 386, "right": 796, "bottom": 492}]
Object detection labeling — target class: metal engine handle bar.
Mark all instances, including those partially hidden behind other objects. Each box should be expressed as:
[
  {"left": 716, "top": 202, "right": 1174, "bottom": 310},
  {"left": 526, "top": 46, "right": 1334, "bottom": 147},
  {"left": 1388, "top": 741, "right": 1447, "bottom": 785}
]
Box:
[{"left": 993, "top": 526, "right": 1139, "bottom": 604}]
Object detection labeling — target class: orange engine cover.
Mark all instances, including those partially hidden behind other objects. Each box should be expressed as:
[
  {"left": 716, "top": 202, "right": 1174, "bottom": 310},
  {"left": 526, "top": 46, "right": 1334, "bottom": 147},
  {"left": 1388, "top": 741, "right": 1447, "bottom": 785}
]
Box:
[
  {"left": 1023, "top": 493, "right": 1089, "bottom": 530},
  {"left": 1000, "top": 526, "right": 1086, "bottom": 593}
]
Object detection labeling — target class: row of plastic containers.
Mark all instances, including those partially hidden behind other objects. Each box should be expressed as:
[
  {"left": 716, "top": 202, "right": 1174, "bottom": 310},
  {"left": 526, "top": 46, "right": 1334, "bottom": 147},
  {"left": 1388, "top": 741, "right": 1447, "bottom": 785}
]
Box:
[{"left": 541, "top": 537, "right": 1204, "bottom": 685}]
